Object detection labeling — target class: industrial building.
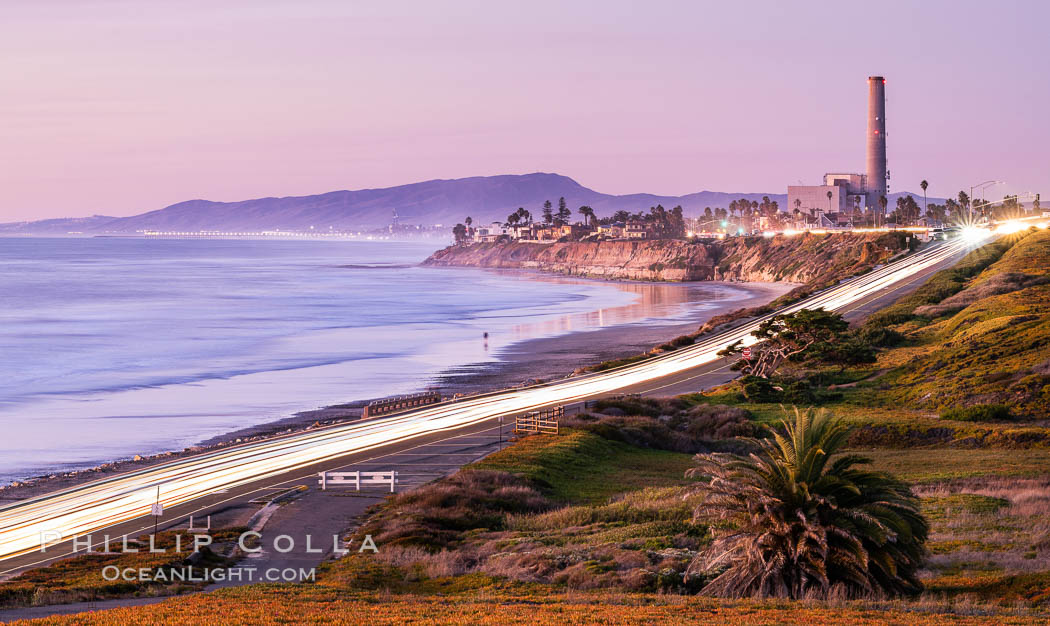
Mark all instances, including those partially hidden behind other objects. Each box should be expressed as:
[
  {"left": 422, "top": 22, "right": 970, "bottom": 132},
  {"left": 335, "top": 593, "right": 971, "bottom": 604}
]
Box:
[{"left": 788, "top": 76, "right": 889, "bottom": 225}]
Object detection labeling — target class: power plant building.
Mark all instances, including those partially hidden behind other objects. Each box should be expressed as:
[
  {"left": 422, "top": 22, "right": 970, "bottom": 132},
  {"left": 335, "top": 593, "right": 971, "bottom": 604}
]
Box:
[{"left": 788, "top": 76, "right": 889, "bottom": 224}]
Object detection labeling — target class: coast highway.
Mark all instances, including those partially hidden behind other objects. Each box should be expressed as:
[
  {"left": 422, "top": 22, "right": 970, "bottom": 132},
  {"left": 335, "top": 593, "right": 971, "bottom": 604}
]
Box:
[{"left": 0, "top": 234, "right": 986, "bottom": 568}]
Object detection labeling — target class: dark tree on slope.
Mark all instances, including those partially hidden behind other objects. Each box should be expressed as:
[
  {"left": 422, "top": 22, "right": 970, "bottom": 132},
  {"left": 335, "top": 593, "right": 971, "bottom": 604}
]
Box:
[
  {"left": 892, "top": 196, "right": 920, "bottom": 225},
  {"left": 452, "top": 223, "right": 468, "bottom": 243},
  {"left": 926, "top": 202, "right": 947, "bottom": 224},
  {"left": 759, "top": 196, "right": 779, "bottom": 228},
  {"left": 718, "top": 309, "right": 869, "bottom": 379},
  {"left": 507, "top": 207, "right": 531, "bottom": 226},
  {"left": 578, "top": 205, "right": 596, "bottom": 227},
  {"left": 687, "top": 408, "right": 928, "bottom": 599},
  {"left": 556, "top": 197, "right": 571, "bottom": 224}
]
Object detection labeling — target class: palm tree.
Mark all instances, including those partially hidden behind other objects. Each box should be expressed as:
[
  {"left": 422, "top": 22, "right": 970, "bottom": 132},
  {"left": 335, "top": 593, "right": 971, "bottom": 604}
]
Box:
[
  {"left": 919, "top": 180, "right": 928, "bottom": 217},
  {"left": 878, "top": 195, "right": 888, "bottom": 228},
  {"left": 686, "top": 408, "right": 928, "bottom": 599},
  {"left": 578, "top": 205, "right": 596, "bottom": 227},
  {"left": 826, "top": 190, "right": 833, "bottom": 217}
]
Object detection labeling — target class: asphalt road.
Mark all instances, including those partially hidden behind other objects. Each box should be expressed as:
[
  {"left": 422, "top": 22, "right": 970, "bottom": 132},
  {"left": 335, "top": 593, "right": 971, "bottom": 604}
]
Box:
[{"left": 0, "top": 420, "right": 515, "bottom": 580}]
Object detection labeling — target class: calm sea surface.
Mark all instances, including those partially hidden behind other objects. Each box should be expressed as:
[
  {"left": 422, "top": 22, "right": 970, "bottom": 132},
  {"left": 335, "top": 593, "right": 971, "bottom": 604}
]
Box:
[{"left": 0, "top": 237, "right": 748, "bottom": 483}]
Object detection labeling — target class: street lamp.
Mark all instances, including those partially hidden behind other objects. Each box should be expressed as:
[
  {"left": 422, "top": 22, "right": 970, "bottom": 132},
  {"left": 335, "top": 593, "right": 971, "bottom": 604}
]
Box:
[
  {"left": 973, "top": 191, "right": 1036, "bottom": 220},
  {"left": 969, "top": 180, "right": 1004, "bottom": 221}
]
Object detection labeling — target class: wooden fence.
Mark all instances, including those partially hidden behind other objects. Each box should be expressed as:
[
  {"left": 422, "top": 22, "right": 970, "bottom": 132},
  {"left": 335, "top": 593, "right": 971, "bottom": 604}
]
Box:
[
  {"left": 362, "top": 391, "right": 441, "bottom": 418},
  {"left": 514, "top": 405, "right": 563, "bottom": 435}
]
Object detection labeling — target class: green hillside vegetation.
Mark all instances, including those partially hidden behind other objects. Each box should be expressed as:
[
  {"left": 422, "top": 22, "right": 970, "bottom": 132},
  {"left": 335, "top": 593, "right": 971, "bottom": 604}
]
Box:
[{"left": 870, "top": 229, "right": 1050, "bottom": 419}]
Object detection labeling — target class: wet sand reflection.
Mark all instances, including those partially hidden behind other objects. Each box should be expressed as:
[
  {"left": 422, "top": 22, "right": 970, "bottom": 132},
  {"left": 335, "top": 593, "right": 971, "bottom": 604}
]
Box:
[{"left": 485, "top": 270, "right": 737, "bottom": 345}]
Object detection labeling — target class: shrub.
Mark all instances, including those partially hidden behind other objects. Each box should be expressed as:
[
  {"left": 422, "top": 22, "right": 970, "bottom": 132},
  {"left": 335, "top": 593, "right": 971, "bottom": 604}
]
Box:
[
  {"left": 740, "top": 375, "right": 816, "bottom": 404},
  {"left": 738, "top": 375, "right": 842, "bottom": 405},
  {"left": 940, "top": 404, "right": 1014, "bottom": 422},
  {"left": 856, "top": 325, "right": 904, "bottom": 347},
  {"left": 670, "top": 404, "right": 757, "bottom": 441},
  {"left": 566, "top": 402, "right": 758, "bottom": 453},
  {"left": 740, "top": 375, "right": 779, "bottom": 402},
  {"left": 657, "top": 335, "right": 696, "bottom": 352},
  {"left": 592, "top": 396, "right": 684, "bottom": 418},
  {"left": 566, "top": 415, "right": 695, "bottom": 453},
  {"left": 361, "top": 470, "right": 551, "bottom": 549}
]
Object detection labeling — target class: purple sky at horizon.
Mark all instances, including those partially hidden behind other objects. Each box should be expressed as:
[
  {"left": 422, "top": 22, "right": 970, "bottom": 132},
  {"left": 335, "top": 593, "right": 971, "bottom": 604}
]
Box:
[{"left": 1, "top": 0, "right": 1047, "bottom": 221}]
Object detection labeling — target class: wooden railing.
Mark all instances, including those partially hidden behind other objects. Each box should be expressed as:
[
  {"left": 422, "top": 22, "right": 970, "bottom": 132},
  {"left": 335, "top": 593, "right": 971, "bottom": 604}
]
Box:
[
  {"left": 362, "top": 391, "right": 441, "bottom": 418},
  {"left": 514, "top": 405, "right": 563, "bottom": 435}
]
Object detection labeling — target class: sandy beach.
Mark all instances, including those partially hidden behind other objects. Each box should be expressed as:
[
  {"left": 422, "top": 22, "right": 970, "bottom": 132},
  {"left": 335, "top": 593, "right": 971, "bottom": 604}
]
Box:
[
  {"left": 208, "top": 279, "right": 795, "bottom": 437},
  {"left": 0, "top": 277, "right": 795, "bottom": 503}
]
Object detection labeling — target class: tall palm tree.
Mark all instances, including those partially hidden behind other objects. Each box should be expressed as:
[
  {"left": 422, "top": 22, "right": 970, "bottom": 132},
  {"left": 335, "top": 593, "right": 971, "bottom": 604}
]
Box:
[
  {"left": 826, "top": 190, "right": 833, "bottom": 218},
  {"left": 919, "top": 180, "right": 928, "bottom": 217},
  {"left": 686, "top": 408, "right": 928, "bottom": 599},
  {"left": 578, "top": 205, "right": 596, "bottom": 227},
  {"left": 878, "top": 195, "right": 888, "bottom": 228}
]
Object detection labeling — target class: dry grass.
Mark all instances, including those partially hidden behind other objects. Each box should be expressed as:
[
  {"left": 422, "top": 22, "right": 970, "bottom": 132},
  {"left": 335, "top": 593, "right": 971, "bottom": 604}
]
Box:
[
  {"left": 915, "top": 478, "right": 1050, "bottom": 576},
  {"left": 19, "top": 587, "right": 1047, "bottom": 624},
  {"left": 914, "top": 272, "right": 1050, "bottom": 317},
  {"left": 0, "top": 529, "right": 242, "bottom": 609}
]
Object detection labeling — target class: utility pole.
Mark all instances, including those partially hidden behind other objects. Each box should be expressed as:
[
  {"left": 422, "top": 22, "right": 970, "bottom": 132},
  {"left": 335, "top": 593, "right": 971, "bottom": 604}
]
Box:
[
  {"left": 151, "top": 485, "right": 162, "bottom": 537},
  {"left": 970, "top": 180, "right": 1002, "bottom": 223}
]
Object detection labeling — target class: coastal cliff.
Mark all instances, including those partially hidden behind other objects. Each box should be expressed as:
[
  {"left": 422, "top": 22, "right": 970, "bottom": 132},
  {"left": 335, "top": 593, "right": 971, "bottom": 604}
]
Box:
[{"left": 423, "top": 232, "right": 913, "bottom": 283}]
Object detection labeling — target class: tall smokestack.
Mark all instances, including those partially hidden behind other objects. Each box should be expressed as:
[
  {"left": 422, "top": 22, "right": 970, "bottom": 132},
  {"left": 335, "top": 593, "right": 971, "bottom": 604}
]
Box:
[{"left": 866, "top": 76, "right": 887, "bottom": 212}]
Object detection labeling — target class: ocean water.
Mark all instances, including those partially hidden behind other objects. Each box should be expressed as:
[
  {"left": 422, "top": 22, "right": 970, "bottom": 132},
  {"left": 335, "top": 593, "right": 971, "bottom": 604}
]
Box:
[{"left": 0, "top": 237, "right": 748, "bottom": 483}]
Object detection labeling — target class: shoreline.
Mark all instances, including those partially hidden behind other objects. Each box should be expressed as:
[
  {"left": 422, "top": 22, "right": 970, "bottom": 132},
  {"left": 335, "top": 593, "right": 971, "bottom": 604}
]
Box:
[{"left": 0, "top": 278, "right": 795, "bottom": 504}]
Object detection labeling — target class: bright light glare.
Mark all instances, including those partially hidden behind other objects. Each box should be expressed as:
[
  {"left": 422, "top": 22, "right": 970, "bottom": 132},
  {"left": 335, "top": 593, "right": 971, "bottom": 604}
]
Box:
[
  {"left": 994, "top": 221, "right": 1026, "bottom": 235},
  {"left": 960, "top": 226, "right": 991, "bottom": 243},
  {"left": 762, "top": 231, "right": 775, "bottom": 238},
  {"left": 1037, "top": 222, "right": 1049, "bottom": 230}
]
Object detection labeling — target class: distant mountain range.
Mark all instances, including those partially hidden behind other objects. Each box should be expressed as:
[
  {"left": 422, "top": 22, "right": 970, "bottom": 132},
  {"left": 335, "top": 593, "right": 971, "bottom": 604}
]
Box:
[{"left": 0, "top": 173, "right": 942, "bottom": 234}]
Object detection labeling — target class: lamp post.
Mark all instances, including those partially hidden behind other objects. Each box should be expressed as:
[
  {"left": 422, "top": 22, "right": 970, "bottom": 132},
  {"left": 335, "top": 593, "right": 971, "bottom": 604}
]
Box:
[
  {"left": 969, "top": 180, "right": 1003, "bottom": 221},
  {"left": 973, "top": 192, "right": 1036, "bottom": 220}
]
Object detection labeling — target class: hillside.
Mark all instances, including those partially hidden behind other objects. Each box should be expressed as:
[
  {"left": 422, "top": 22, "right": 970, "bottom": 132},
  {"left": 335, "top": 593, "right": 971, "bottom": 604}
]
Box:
[
  {"left": 424, "top": 232, "right": 913, "bottom": 283},
  {"left": 865, "top": 228, "right": 1050, "bottom": 419},
  {"left": 1, "top": 173, "right": 939, "bottom": 234}
]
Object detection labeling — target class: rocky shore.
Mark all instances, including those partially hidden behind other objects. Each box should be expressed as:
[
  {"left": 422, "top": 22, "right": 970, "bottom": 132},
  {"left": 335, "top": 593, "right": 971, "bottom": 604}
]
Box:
[{"left": 423, "top": 231, "right": 913, "bottom": 283}]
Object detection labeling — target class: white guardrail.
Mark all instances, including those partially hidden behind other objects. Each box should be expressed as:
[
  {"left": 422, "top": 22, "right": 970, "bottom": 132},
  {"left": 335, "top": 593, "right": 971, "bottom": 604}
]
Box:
[{"left": 318, "top": 470, "right": 398, "bottom": 492}]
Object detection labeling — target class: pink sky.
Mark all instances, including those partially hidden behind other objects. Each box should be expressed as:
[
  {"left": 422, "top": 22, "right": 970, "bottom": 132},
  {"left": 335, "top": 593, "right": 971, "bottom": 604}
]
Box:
[{"left": 1, "top": 0, "right": 1047, "bottom": 221}]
